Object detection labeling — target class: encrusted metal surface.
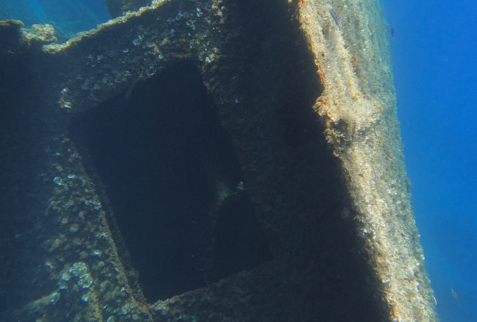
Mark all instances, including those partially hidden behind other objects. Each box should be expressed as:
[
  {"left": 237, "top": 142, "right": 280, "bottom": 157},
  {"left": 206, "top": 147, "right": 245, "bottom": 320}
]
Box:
[{"left": 0, "top": 0, "right": 437, "bottom": 321}]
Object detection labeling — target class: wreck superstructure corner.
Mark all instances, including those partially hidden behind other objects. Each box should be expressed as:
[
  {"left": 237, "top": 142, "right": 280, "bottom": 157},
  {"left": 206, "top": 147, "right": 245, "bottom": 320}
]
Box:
[
  {"left": 0, "top": 0, "right": 438, "bottom": 321},
  {"left": 298, "top": 0, "right": 438, "bottom": 321}
]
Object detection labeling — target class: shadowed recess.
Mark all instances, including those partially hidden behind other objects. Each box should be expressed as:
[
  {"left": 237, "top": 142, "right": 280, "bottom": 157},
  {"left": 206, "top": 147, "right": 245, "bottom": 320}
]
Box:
[{"left": 70, "top": 61, "right": 273, "bottom": 302}]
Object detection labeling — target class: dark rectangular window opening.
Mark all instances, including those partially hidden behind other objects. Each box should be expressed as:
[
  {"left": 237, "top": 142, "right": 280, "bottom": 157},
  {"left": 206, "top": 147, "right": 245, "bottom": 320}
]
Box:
[{"left": 70, "top": 62, "right": 273, "bottom": 303}]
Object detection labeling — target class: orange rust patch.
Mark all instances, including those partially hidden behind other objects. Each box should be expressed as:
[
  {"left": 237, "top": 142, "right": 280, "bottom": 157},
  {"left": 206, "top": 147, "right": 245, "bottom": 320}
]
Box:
[
  {"left": 318, "top": 71, "right": 325, "bottom": 85},
  {"left": 350, "top": 55, "right": 360, "bottom": 76}
]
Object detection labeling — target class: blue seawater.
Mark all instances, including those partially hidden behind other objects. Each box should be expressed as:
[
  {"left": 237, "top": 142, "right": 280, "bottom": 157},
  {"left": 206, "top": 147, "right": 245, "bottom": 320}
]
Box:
[
  {"left": 383, "top": 0, "right": 477, "bottom": 321},
  {"left": 26, "top": 0, "right": 47, "bottom": 23},
  {"left": 0, "top": 0, "right": 111, "bottom": 35}
]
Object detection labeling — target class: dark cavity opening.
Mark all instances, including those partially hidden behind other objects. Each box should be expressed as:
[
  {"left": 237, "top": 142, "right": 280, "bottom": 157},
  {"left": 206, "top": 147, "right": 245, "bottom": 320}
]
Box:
[{"left": 70, "top": 62, "right": 273, "bottom": 303}]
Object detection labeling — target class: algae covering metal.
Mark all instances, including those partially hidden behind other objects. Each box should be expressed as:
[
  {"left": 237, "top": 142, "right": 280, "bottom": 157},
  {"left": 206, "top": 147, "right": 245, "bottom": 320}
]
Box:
[
  {"left": 106, "top": 0, "right": 152, "bottom": 18},
  {"left": 299, "top": 0, "right": 438, "bottom": 320},
  {"left": 0, "top": 0, "right": 437, "bottom": 321}
]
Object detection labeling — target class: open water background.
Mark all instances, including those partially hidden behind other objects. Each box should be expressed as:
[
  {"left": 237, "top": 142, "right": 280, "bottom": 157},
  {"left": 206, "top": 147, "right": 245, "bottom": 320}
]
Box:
[{"left": 383, "top": 0, "right": 477, "bottom": 321}]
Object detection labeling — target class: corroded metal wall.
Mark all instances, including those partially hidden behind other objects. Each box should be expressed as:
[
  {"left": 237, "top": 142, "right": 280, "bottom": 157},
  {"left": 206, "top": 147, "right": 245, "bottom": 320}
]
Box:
[
  {"left": 0, "top": 0, "right": 437, "bottom": 321},
  {"left": 299, "top": 1, "right": 437, "bottom": 320}
]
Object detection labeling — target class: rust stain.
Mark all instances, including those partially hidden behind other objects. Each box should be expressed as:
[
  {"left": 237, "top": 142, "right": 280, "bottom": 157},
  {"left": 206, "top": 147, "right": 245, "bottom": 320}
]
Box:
[{"left": 318, "top": 71, "right": 325, "bottom": 85}]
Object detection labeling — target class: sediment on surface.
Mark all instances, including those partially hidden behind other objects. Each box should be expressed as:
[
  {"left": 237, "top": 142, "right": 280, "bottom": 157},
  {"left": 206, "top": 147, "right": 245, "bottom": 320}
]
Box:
[{"left": 299, "top": 0, "right": 438, "bottom": 320}]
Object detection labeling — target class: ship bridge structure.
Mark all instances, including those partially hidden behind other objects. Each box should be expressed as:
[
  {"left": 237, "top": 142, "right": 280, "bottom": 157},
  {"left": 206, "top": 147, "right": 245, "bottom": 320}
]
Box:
[{"left": 0, "top": 0, "right": 438, "bottom": 321}]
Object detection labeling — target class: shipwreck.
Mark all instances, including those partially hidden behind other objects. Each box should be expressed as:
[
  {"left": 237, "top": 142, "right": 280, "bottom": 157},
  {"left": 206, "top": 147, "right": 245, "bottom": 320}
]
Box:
[{"left": 0, "top": 0, "right": 438, "bottom": 321}]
